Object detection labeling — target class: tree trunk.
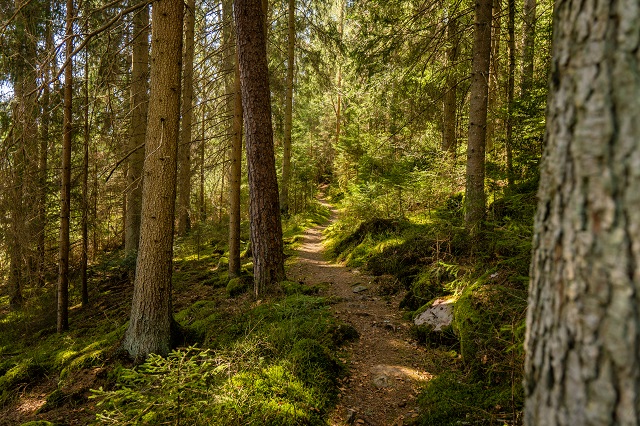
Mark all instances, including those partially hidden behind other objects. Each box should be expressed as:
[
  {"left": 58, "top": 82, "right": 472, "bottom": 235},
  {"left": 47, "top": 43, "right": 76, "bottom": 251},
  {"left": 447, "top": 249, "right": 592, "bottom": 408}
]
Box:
[
  {"left": 505, "top": 0, "right": 514, "bottom": 188},
  {"left": 58, "top": 0, "right": 74, "bottom": 332},
  {"left": 442, "top": 8, "right": 458, "bottom": 153},
  {"left": 464, "top": 0, "right": 492, "bottom": 233},
  {"left": 335, "top": 0, "right": 344, "bottom": 150},
  {"left": 177, "top": 0, "right": 195, "bottom": 236},
  {"left": 125, "top": 0, "right": 149, "bottom": 253},
  {"left": 37, "top": 0, "right": 53, "bottom": 288},
  {"left": 486, "top": 0, "right": 501, "bottom": 153},
  {"left": 520, "top": 0, "right": 536, "bottom": 95},
  {"left": 81, "top": 19, "right": 90, "bottom": 307},
  {"left": 525, "top": 2, "right": 640, "bottom": 424},
  {"left": 234, "top": 0, "right": 285, "bottom": 296},
  {"left": 280, "top": 0, "right": 295, "bottom": 215},
  {"left": 123, "top": 0, "right": 184, "bottom": 360},
  {"left": 199, "top": 106, "right": 206, "bottom": 222},
  {"left": 224, "top": 0, "right": 243, "bottom": 278}
]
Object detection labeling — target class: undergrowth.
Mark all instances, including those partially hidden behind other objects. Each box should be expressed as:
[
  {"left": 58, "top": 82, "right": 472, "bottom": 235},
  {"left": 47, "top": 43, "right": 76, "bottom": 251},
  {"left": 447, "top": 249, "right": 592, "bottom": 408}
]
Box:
[
  {"left": 328, "top": 183, "right": 535, "bottom": 425},
  {"left": 93, "top": 294, "right": 347, "bottom": 425},
  {"left": 0, "top": 198, "right": 337, "bottom": 425}
]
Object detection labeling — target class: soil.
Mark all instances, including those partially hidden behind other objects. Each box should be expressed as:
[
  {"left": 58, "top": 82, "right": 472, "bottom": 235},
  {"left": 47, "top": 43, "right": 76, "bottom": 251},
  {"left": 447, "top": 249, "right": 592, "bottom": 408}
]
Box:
[{"left": 287, "top": 199, "right": 436, "bottom": 426}]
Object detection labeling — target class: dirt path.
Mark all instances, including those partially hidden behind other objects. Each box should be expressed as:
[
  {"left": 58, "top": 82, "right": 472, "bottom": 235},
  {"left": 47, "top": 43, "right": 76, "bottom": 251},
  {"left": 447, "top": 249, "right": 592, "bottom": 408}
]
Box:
[{"left": 287, "top": 200, "right": 433, "bottom": 426}]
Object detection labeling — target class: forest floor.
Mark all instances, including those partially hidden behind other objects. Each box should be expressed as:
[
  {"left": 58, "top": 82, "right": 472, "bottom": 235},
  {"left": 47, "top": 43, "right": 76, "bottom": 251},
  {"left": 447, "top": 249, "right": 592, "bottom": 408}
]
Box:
[{"left": 287, "top": 199, "right": 437, "bottom": 426}]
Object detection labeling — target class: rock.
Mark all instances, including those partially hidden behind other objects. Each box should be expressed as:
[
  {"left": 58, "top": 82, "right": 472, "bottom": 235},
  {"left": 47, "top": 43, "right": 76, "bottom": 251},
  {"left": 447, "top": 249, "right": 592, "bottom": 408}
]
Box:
[
  {"left": 413, "top": 298, "right": 454, "bottom": 331},
  {"left": 352, "top": 285, "right": 368, "bottom": 293},
  {"left": 372, "top": 374, "right": 391, "bottom": 388}
]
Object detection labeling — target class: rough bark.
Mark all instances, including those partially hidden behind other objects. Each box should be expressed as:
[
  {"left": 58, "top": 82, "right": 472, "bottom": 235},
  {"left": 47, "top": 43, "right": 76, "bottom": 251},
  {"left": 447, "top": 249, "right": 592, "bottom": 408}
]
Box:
[
  {"left": 335, "top": 0, "right": 344, "bottom": 150},
  {"left": 442, "top": 8, "right": 458, "bottom": 153},
  {"left": 223, "top": 0, "right": 243, "bottom": 278},
  {"left": 520, "top": 0, "right": 536, "bottom": 95},
  {"left": 505, "top": 0, "right": 515, "bottom": 188},
  {"left": 81, "top": 20, "right": 89, "bottom": 307},
  {"left": 464, "top": 0, "right": 492, "bottom": 233},
  {"left": 123, "top": 0, "right": 184, "bottom": 360},
  {"left": 37, "top": 1, "right": 53, "bottom": 288},
  {"left": 177, "top": 0, "right": 195, "bottom": 236},
  {"left": 486, "top": 0, "right": 501, "bottom": 152},
  {"left": 58, "top": 0, "right": 74, "bottom": 332},
  {"left": 125, "top": 1, "right": 149, "bottom": 253},
  {"left": 525, "top": 1, "right": 640, "bottom": 424},
  {"left": 279, "top": 0, "right": 295, "bottom": 215},
  {"left": 234, "top": 0, "right": 286, "bottom": 296}
]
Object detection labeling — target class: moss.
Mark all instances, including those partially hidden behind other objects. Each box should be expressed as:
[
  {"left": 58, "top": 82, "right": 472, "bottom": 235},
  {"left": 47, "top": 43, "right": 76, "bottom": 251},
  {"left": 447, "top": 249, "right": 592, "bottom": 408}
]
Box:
[
  {"left": 418, "top": 371, "right": 516, "bottom": 425},
  {"left": 281, "top": 280, "right": 321, "bottom": 295},
  {"left": 226, "top": 276, "right": 252, "bottom": 298},
  {"left": 217, "top": 256, "right": 229, "bottom": 270}
]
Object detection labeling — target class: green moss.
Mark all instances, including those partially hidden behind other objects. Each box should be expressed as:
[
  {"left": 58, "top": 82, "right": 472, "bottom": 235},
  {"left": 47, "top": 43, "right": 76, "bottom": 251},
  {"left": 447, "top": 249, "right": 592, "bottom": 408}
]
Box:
[{"left": 226, "top": 276, "right": 252, "bottom": 298}]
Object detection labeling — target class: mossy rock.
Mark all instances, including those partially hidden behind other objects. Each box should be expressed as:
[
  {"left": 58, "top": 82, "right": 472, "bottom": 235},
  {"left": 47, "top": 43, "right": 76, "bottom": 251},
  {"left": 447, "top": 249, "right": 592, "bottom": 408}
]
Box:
[
  {"left": 452, "top": 280, "right": 527, "bottom": 378},
  {"left": 226, "top": 276, "right": 252, "bottom": 298},
  {"left": 217, "top": 256, "right": 229, "bottom": 269}
]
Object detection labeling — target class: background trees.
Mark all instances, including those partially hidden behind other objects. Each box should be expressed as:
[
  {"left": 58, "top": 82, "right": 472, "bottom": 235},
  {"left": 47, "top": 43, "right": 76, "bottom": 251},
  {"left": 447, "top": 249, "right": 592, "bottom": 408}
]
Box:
[{"left": 0, "top": 0, "right": 554, "bottom": 376}]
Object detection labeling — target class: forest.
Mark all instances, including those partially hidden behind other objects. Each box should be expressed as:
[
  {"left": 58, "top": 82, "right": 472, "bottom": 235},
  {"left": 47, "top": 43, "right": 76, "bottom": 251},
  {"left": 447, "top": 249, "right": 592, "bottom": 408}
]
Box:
[{"left": 0, "top": 0, "right": 638, "bottom": 424}]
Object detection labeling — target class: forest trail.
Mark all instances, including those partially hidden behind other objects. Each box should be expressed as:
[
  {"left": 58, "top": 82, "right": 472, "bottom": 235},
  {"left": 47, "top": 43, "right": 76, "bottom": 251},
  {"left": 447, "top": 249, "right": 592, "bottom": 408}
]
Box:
[{"left": 287, "top": 199, "right": 433, "bottom": 426}]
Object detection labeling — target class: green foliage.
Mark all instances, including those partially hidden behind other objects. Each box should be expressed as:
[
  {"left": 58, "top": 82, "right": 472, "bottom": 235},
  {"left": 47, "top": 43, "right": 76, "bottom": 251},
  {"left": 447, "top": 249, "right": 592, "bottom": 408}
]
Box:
[
  {"left": 418, "top": 371, "right": 520, "bottom": 425},
  {"left": 226, "top": 276, "right": 252, "bottom": 298},
  {"left": 94, "top": 295, "right": 347, "bottom": 425}
]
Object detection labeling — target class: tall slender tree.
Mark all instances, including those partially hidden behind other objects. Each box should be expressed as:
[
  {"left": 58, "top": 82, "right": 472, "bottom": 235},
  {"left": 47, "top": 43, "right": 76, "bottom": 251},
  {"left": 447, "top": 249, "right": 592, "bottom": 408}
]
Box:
[
  {"left": 279, "top": 0, "right": 295, "bottom": 215},
  {"left": 520, "top": 0, "right": 537, "bottom": 95},
  {"left": 177, "top": 0, "right": 196, "bottom": 236},
  {"left": 442, "top": 4, "right": 459, "bottom": 153},
  {"left": 223, "top": 0, "right": 243, "bottom": 278},
  {"left": 234, "top": 0, "right": 286, "bottom": 296},
  {"left": 464, "top": 0, "right": 492, "bottom": 234},
  {"left": 81, "top": 14, "right": 90, "bottom": 307},
  {"left": 125, "top": 0, "right": 150, "bottom": 253},
  {"left": 123, "top": 0, "right": 184, "bottom": 360},
  {"left": 525, "top": 1, "right": 640, "bottom": 423},
  {"left": 58, "top": 0, "right": 74, "bottom": 332}
]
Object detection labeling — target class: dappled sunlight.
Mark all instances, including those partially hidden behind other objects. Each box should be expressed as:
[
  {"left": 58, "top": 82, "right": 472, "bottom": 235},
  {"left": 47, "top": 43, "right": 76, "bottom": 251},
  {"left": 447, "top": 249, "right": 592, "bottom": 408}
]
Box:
[{"left": 17, "top": 396, "right": 46, "bottom": 415}]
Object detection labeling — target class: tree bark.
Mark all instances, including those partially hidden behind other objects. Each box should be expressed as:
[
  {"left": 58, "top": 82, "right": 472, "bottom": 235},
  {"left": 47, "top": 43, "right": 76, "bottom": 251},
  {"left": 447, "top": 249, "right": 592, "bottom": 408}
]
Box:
[
  {"left": 464, "top": 0, "right": 492, "bottom": 233},
  {"left": 486, "top": 0, "right": 501, "bottom": 153},
  {"left": 525, "top": 1, "right": 640, "bottom": 424},
  {"left": 37, "top": 0, "right": 53, "bottom": 289},
  {"left": 279, "top": 0, "right": 295, "bottom": 216},
  {"left": 123, "top": 0, "right": 184, "bottom": 360},
  {"left": 81, "top": 17, "right": 90, "bottom": 307},
  {"left": 177, "top": 0, "right": 195, "bottom": 236},
  {"left": 224, "top": 0, "right": 243, "bottom": 278},
  {"left": 234, "top": 0, "right": 285, "bottom": 296},
  {"left": 442, "top": 8, "right": 458, "bottom": 154},
  {"left": 505, "top": 0, "right": 515, "bottom": 188},
  {"left": 125, "top": 0, "right": 149, "bottom": 253},
  {"left": 520, "top": 0, "right": 536, "bottom": 95},
  {"left": 58, "top": 0, "right": 74, "bottom": 332}
]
